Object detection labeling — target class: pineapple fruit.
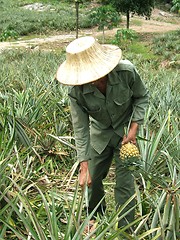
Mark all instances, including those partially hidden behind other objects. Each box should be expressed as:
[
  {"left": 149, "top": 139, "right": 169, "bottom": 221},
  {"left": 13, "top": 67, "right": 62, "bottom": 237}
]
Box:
[
  {"left": 120, "top": 142, "right": 140, "bottom": 160},
  {"left": 119, "top": 142, "right": 141, "bottom": 171}
]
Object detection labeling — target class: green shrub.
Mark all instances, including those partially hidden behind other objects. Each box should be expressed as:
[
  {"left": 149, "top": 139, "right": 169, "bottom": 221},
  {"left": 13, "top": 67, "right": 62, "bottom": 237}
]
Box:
[
  {"left": 0, "top": 29, "right": 19, "bottom": 41},
  {"left": 111, "top": 28, "right": 138, "bottom": 49}
]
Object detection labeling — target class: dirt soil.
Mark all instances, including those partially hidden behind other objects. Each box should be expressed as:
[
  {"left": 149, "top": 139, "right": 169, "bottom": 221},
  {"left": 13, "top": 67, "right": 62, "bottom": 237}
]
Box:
[{"left": 0, "top": 8, "right": 179, "bottom": 52}]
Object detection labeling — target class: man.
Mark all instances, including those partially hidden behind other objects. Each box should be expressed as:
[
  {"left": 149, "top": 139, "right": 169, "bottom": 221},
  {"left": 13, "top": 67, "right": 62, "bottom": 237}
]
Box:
[{"left": 56, "top": 36, "right": 149, "bottom": 228}]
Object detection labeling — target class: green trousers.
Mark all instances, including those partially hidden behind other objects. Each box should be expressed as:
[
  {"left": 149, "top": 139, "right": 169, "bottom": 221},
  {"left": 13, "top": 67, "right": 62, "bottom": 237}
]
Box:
[{"left": 88, "top": 132, "right": 135, "bottom": 227}]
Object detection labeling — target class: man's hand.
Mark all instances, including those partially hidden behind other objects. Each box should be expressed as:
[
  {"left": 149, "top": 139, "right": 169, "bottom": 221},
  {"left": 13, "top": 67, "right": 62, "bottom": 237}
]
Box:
[
  {"left": 122, "top": 122, "right": 139, "bottom": 145},
  {"left": 79, "top": 161, "right": 92, "bottom": 188}
]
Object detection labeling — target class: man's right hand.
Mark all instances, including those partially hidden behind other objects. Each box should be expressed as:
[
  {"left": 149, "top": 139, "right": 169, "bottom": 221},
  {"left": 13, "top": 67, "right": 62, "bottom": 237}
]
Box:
[{"left": 79, "top": 161, "right": 92, "bottom": 188}]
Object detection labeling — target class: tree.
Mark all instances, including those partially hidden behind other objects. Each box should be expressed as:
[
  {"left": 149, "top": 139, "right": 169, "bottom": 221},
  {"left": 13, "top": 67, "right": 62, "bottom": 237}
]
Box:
[
  {"left": 74, "top": 0, "right": 92, "bottom": 38},
  {"left": 90, "top": 5, "right": 120, "bottom": 43},
  {"left": 103, "top": 0, "right": 155, "bottom": 29},
  {"left": 75, "top": 0, "right": 83, "bottom": 39},
  {"left": 171, "top": 0, "right": 180, "bottom": 12}
]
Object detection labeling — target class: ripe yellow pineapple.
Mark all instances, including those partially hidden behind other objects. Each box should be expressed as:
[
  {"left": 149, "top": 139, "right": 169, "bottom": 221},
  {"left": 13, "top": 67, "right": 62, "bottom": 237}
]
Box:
[{"left": 120, "top": 142, "right": 140, "bottom": 160}]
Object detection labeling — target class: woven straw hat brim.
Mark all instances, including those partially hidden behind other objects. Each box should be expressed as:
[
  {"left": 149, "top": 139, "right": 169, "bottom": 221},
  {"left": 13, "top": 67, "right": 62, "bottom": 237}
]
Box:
[{"left": 56, "top": 43, "right": 122, "bottom": 86}]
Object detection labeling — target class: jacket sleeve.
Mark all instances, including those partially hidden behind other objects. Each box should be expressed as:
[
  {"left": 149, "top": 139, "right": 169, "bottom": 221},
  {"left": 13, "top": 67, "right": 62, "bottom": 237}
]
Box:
[
  {"left": 130, "top": 68, "right": 149, "bottom": 124},
  {"left": 69, "top": 95, "right": 91, "bottom": 162}
]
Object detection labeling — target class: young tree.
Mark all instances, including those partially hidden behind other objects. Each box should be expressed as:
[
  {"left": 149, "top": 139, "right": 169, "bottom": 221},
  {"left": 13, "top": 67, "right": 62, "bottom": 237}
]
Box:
[
  {"left": 103, "top": 0, "right": 155, "bottom": 29},
  {"left": 171, "top": 0, "right": 180, "bottom": 12},
  {"left": 90, "top": 5, "right": 120, "bottom": 43}
]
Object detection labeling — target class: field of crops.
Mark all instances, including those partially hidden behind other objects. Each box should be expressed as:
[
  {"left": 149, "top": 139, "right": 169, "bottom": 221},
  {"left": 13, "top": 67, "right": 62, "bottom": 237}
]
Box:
[{"left": 0, "top": 0, "right": 179, "bottom": 239}]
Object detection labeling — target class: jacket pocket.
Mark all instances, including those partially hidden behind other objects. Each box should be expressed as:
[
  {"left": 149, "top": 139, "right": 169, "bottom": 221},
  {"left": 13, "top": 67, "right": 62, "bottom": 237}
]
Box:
[
  {"left": 83, "top": 106, "right": 101, "bottom": 118},
  {"left": 83, "top": 106, "right": 111, "bottom": 127},
  {"left": 113, "top": 90, "right": 133, "bottom": 114},
  {"left": 87, "top": 108, "right": 101, "bottom": 114}
]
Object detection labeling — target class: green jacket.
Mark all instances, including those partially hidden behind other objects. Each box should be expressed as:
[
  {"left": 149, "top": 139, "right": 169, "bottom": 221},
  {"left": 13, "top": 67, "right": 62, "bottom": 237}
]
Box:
[{"left": 68, "top": 60, "right": 149, "bottom": 162}]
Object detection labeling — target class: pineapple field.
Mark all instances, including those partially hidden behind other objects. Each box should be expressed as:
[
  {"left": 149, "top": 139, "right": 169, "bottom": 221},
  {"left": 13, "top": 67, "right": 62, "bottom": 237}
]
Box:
[{"left": 0, "top": 0, "right": 179, "bottom": 239}]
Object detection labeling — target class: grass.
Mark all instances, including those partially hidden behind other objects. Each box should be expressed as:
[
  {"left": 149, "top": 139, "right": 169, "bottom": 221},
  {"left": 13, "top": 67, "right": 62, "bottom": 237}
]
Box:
[
  {"left": 130, "top": 19, "right": 143, "bottom": 26},
  {"left": 0, "top": 1, "right": 179, "bottom": 239},
  {"left": 128, "top": 42, "right": 157, "bottom": 61}
]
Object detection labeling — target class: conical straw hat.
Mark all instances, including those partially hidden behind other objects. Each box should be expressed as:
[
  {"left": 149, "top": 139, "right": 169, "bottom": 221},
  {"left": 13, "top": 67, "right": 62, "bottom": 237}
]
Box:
[{"left": 56, "top": 36, "right": 122, "bottom": 85}]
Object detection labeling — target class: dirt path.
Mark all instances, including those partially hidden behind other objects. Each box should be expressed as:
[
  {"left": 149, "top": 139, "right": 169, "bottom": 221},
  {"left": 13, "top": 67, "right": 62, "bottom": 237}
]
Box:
[{"left": 0, "top": 8, "right": 179, "bottom": 52}]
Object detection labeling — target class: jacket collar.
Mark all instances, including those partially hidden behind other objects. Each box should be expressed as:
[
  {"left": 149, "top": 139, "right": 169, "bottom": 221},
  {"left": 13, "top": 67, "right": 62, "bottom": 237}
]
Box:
[
  {"left": 83, "top": 84, "right": 94, "bottom": 94},
  {"left": 108, "top": 67, "right": 120, "bottom": 85},
  {"left": 82, "top": 67, "right": 120, "bottom": 94},
  {"left": 82, "top": 84, "right": 104, "bottom": 99}
]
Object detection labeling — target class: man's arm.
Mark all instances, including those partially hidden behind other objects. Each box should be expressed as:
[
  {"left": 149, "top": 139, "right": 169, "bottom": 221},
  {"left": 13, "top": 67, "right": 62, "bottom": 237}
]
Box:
[
  {"left": 123, "top": 66, "right": 149, "bottom": 145},
  {"left": 69, "top": 95, "right": 92, "bottom": 187},
  {"left": 70, "top": 96, "right": 91, "bottom": 162},
  {"left": 130, "top": 68, "right": 149, "bottom": 125}
]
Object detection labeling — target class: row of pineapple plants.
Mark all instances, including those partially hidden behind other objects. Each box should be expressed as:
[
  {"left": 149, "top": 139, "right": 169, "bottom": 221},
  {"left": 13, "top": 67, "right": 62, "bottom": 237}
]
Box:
[{"left": 0, "top": 32, "right": 179, "bottom": 239}]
